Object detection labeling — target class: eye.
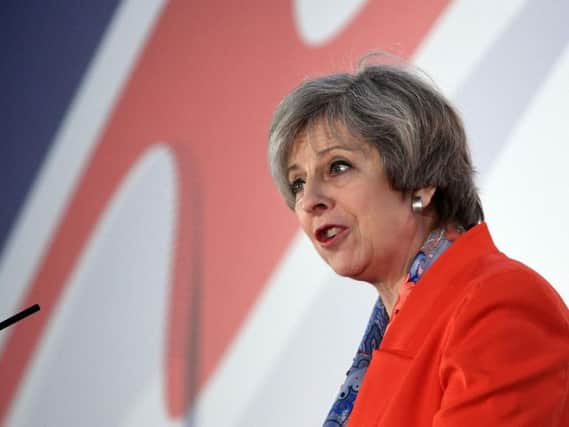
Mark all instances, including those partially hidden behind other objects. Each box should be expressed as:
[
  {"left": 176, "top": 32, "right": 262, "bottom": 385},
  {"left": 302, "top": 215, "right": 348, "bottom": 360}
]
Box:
[
  {"left": 290, "top": 178, "right": 305, "bottom": 195},
  {"left": 330, "top": 160, "right": 351, "bottom": 175}
]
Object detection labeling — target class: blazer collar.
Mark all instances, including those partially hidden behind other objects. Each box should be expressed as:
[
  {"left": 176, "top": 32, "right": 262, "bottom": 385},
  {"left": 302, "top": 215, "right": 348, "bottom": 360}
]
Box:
[{"left": 380, "top": 223, "right": 500, "bottom": 354}]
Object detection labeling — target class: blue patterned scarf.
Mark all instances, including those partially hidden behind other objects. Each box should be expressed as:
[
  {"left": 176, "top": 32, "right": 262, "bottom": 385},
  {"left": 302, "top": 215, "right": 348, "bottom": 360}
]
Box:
[{"left": 323, "top": 229, "right": 452, "bottom": 426}]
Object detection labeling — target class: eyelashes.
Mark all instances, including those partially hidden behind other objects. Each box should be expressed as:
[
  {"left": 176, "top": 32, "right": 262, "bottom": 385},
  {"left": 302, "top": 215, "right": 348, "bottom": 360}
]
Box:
[
  {"left": 289, "top": 160, "right": 353, "bottom": 196},
  {"left": 290, "top": 178, "right": 304, "bottom": 195},
  {"left": 329, "top": 160, "right": 351, "bottom": 175}
]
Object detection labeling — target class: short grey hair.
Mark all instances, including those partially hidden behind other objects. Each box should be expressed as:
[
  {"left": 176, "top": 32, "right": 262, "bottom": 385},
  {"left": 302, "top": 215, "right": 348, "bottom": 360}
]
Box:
[{"left": 268, "top": 58, "right": 483, "bottom": 229}]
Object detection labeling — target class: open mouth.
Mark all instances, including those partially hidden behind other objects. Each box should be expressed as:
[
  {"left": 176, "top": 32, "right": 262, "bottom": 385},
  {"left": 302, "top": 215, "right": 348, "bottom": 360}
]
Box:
[{"left": 316, "top": 225, "right": 346, "bottom": 243}]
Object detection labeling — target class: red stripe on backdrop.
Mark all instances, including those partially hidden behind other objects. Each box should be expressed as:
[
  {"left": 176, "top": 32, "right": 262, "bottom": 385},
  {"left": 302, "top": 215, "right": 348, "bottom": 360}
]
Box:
[{"left": 0, "top": 0, "right": 449, "bottom": 422}]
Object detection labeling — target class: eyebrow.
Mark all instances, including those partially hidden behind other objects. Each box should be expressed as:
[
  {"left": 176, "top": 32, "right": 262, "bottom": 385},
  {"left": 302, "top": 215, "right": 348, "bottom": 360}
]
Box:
[{"left": 286, "top": 145, "right": 358, "bottom": 175}]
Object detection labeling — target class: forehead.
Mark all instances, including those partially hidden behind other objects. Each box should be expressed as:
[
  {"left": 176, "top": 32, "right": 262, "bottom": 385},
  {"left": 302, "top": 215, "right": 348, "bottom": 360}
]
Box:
[{"left": 288, "top": 121, "right": 369, "bottom": 164}]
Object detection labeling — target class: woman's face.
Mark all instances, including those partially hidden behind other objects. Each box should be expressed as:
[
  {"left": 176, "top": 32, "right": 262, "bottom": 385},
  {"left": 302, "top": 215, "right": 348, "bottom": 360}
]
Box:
[{"left": 287, "top": 123, "right": 419, "bottom": 285}]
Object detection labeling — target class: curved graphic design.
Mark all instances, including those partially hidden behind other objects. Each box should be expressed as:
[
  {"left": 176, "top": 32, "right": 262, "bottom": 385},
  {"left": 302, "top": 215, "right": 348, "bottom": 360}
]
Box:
[
  {"left": 0, "top": 140, "right": 199, "bottom": 424},
  {"left": 4, "top": 145, "right": 179, "bottom": 426},
  {"left": 294, "top": 0, "right": 370, "bottom": 46}
]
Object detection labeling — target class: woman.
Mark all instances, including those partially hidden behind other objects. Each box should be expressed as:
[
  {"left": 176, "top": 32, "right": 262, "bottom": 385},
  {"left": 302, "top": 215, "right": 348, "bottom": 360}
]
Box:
[{"left": 268, "top": 59, "right": 569, "bottom": 426}]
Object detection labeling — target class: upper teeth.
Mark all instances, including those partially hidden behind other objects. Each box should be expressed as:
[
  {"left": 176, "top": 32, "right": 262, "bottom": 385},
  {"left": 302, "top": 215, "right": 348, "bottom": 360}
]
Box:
[{"left": 325, "top": 227, "right": 340, "bottom": 238}]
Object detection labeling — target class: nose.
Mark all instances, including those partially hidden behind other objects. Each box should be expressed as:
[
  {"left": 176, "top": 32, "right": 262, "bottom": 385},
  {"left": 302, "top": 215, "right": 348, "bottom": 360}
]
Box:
[{"left": 299, "top": 179, "right": 332, "bottom": 214}]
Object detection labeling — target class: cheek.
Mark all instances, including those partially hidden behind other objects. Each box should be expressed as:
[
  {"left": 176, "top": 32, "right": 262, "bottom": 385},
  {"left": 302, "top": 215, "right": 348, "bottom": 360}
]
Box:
[{"left": 361, "top": 196, "right": 409, "bottom": 238}]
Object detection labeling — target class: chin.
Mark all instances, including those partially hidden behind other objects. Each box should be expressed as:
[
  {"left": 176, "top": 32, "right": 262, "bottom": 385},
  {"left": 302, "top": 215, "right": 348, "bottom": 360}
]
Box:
[{"left": 329, "top": 260, "right": 367, "bottom": 281}]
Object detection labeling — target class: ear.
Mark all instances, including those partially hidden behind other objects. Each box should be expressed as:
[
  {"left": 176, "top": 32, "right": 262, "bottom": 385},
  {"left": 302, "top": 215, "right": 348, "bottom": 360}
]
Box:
[{"left": 413, "top": 186, "right": 437, "bottom": 209}]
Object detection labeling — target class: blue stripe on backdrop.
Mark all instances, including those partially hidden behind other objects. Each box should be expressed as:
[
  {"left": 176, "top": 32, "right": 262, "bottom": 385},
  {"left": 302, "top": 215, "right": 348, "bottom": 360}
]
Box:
[
  {"left": 0, "top": 0, "right": 121, "bottom": 257},
  {"left": 454, "top": 0, "right": 569, "bottom": 177}
]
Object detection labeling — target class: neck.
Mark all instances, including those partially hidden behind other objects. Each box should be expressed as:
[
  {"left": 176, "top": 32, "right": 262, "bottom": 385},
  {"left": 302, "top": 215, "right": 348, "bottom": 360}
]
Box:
[
  {"left": 376, "top": 276, "right": 406, "bottom": 316},
  {"left": 373, "top": 218, "right": 439, "bottom": 316}
]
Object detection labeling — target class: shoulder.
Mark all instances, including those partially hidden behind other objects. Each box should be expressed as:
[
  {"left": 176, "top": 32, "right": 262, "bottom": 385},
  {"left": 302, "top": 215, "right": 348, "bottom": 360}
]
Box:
[
  {"left": 439, "top": 251, "right": 569, "bottom": 370},
  {"left": 436, "top": 252, "right": 569, "bottom": 425},
  {"left": 433, "top": 222, "right": 569, "bottom": 328},
  {"left": 423, "top": 223, "right": 565, "bottom": 320},
  {"left": 456, "top": 252, "right": 569, "bottom": 329}
]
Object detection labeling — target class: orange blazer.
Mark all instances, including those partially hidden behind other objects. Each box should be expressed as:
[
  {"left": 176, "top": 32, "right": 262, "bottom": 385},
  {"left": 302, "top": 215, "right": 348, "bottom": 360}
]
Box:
[{"left": 348, "top": 223, "right": 569, "bottom": 426}]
